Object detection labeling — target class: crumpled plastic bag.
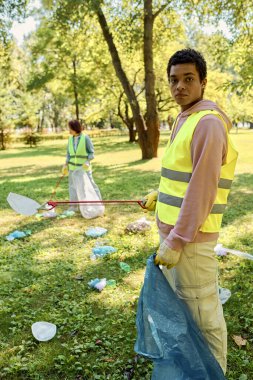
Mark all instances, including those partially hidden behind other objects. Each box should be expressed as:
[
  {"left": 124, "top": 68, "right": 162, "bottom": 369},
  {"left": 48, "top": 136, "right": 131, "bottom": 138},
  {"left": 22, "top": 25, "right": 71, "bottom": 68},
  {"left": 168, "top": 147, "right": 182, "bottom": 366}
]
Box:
[
  {"left": 125, "top": 217, "right": 151, "bottom": 234},
  {"left": 91, "top": 245, "right": 117, "bottom": 258},
  {"left": 6, "top": 230, "right": 32, "bottom": 241},
  {"left": 219, "top": 287, "right": 231, "bottom": 305},
  {"left": 88, "top": 278, "right": 107, "bottom": 292},
  {"left": 72, "top": 169, "right": 104, "bottom": 219},
  {"left": 134, "top": 255, "right": 226, "bottom": 380},
  {"left": 119, "top": 262, "right": 131, "bottom": 273},
  {"left": 85, "top": 227, "right": 108, "bottom": 238},
  {"left": 88, "top": 278, "right": 116, "bottom": 291},
  {"left": 36, "top": 210, "right": 57, "bottom": 219}
]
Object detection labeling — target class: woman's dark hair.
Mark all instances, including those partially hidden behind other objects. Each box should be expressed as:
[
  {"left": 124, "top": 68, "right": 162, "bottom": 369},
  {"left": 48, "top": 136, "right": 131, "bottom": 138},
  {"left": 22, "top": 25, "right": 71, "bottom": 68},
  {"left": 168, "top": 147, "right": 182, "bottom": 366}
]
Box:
[
  {"left": 68, "top": 120, "right": 82, "bottom": 134},
  {"left": 167, "top": 48, "right": 207, "bottom": 82}
]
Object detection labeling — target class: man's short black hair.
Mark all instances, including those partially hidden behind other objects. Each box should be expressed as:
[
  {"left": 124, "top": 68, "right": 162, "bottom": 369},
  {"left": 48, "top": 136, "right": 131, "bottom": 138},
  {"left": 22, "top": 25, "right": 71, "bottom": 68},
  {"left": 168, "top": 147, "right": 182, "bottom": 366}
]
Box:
[{"left": 167, "top": 48, "right": 207, "bottom": 82}]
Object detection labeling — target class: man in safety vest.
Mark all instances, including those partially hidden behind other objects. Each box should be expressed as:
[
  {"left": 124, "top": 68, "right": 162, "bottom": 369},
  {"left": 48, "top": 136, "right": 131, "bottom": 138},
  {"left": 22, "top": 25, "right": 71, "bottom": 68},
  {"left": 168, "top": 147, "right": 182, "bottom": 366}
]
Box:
[{"left": 143, "top": 48, "right": 238, "bottom": 373}]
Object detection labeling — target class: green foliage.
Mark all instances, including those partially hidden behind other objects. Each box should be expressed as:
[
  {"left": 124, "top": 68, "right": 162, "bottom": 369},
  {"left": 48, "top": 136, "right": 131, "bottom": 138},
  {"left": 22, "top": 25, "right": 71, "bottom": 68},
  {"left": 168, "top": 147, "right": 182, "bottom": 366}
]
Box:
[
  {"left": 0, "top": 128, "right": 12, "bottom": 150},
  {"left": 228, "top": 34, "right": 253, "bottom": 94},
  {"left": 27, "top": 71, "right": 55, "bottom": 91},
  {"left": 181, "top": 0, "right": 253, "bottom": 93},
  {"left": 1, "top": 0, "right": 252, "bottom": 153},
  {"left": 0, "top": 0, "right": 28, "bottom": 43},
  {"left": 22, "top": 132, "right": 41, "bottom": 147},
  {"left": 26, "top": 14, "right": 102, "bottom": 121}
]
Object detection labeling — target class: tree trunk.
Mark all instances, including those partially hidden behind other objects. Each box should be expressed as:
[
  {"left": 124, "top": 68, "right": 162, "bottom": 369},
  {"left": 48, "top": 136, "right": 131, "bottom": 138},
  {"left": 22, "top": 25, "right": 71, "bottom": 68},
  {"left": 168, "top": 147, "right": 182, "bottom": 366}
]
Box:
[
  {"left": 40, "top": 111, "right": 45, "bottom": 132},
  {"left": 124, "top": 117, "right": 137, "bottom": 142},
  {"left": 0, "top": 128, "right": 6, "bottom": 150},
  {"left": 95, "top": 4, "right": 158, "bottom": 159},
  {"left": 144, "top": 0, "right": 160, "bottom": 157},
  {"left": 72, "top": 57, "right": 80, "bottom": 121},
  {"left": 129, "top": 126, "right": 137, "bottom": 142},
  {"left": 118, "top": 113, "right": 137, "bottom": 142},
  {"left": 117, "top": 95, "right": 137, "bottom": 142}
]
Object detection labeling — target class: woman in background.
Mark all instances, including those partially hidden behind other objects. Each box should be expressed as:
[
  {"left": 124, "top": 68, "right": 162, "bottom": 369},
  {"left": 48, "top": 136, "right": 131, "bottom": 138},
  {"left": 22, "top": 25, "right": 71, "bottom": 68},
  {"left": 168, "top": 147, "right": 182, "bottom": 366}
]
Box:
[{"left": 62, "top": 120, "right": 102, "bottom": 211}]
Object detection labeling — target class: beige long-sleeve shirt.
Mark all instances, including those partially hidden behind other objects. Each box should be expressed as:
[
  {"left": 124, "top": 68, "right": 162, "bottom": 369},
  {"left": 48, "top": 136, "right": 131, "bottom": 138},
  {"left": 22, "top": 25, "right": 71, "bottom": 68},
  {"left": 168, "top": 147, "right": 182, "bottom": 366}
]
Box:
[{"left": 157, "top": 100, "right": 231, "bottom": 251}]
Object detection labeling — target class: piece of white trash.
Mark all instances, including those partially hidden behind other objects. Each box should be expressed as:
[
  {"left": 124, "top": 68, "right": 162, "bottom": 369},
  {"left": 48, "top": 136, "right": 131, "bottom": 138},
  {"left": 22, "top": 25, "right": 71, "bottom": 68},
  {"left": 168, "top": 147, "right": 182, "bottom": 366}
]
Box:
[
  {"left": 219, "top": 287, "right": 232, "bottom": 305},
  {"left": 95, "top": 278, "right": 107, "bottom": 292},
  {"left": 214, "top": 244, "right": 253, "bottom": 260},
  {"left": 31, "top": 322, "right": 57, "bottom": 341}
]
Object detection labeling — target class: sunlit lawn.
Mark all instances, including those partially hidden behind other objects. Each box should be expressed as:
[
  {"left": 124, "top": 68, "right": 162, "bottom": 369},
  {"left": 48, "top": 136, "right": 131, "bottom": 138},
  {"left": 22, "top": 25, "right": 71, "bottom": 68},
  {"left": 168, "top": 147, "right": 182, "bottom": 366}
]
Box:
[{"left": 0, "top": 129, "right": 252, "bottom": 379}]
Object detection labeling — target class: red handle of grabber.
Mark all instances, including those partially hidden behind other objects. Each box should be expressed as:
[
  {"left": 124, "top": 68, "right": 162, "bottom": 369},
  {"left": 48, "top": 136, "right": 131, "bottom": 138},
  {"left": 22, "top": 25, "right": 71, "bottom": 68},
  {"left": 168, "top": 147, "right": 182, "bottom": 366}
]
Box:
[{"left": 46, "top": 199, "right": 146, "bottom": 210}]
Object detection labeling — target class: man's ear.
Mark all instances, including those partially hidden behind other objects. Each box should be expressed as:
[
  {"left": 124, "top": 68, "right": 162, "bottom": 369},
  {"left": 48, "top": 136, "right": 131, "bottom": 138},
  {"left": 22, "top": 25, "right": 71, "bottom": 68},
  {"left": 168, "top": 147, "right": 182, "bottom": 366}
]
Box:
[{"left": 202, "top": 78, "right": 207, "bottom": 89}]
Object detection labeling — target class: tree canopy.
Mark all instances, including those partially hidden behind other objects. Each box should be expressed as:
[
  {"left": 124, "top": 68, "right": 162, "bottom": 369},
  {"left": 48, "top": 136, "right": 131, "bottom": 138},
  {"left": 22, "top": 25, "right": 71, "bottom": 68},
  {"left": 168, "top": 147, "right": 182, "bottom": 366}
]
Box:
[{"left": 0, "top": 0, "right": 252, "bottom": 153}]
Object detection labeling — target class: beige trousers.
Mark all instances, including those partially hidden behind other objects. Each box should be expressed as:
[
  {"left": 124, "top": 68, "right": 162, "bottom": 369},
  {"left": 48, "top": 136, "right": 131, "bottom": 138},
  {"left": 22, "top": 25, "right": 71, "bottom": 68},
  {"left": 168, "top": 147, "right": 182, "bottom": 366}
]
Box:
[{"left": 162, "top": 240, "right": 227, "bottom": 373}]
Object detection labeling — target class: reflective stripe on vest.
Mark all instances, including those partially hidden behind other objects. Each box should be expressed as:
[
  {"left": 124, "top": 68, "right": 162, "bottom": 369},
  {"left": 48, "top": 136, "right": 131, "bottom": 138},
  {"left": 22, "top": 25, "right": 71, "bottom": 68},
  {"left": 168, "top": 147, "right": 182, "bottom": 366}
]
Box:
[
  {"left": 156, "top": 110, "right": 238, "bottom": 233},
  {"left": 158, "top": 192, "right": 227, "bottom": 214},
  {"left": 161, "top": 168, "right": 233, "bottom": 189},
  {"left": 68, "top": 134, "right": 89, "bottom": 171}
]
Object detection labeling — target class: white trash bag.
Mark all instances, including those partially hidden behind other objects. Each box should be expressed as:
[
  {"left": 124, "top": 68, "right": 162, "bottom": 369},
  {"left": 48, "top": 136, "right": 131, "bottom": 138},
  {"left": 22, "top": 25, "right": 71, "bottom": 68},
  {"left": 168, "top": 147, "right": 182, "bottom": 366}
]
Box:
[{"left": 72, "top": 170, "right": 104, "bottom": 219}]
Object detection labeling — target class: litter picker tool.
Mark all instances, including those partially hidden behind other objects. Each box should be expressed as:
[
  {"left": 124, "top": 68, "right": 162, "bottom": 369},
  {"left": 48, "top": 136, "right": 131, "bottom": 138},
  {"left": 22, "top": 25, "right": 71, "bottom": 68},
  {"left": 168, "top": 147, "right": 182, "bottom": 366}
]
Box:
[
  {"left": 50, "top": 173, "right": 65, "bottom": 199},
  {"left": 7, "top": 192, "right": 146, "bottom": 216}
]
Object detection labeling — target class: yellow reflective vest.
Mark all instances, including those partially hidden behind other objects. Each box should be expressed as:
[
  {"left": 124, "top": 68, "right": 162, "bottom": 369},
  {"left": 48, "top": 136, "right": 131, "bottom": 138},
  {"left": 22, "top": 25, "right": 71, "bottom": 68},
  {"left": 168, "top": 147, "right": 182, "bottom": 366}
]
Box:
[
  {"left": 156, "top": 110, "right": 238, "bottom": 233},
  {"left": 68, "top": 134, "right": 90, "bottom": 171}
]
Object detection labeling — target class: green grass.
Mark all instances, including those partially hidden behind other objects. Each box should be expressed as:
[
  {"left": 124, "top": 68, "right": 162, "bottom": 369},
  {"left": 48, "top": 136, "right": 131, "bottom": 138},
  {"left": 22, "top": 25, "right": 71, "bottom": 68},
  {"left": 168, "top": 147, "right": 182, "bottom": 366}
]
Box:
[{"left": 0, "top": 130, "right": 253, "bottom": 379}]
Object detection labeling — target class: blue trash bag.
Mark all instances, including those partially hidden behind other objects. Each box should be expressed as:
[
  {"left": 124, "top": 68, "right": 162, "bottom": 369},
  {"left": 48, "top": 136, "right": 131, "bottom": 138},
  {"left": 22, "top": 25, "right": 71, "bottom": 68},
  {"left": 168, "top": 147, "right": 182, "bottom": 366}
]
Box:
[{"left": 134, "top": 255, "right": 226, "bottom": 380}]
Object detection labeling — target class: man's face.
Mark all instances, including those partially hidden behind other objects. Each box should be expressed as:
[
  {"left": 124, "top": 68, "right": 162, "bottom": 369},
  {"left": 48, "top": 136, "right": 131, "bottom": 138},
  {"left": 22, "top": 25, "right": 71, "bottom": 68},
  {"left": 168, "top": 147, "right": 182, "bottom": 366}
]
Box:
[{"left": 169, "top": 63, "right": 207, "bottom": 111}]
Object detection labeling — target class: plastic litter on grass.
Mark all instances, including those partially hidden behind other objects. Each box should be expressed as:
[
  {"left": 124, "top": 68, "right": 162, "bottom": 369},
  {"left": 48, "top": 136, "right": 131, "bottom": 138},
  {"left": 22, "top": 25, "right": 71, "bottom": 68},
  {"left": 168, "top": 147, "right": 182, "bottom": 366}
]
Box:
[
  {"left": 119, "top": 262, "right": 131, "bottom": 273},
  {"left": 215, "top": 243, "right": 253, "bottom": 260},
  {"left": 88, "top": 278, "right": 116, "bottom": 291},
  {"left": 35, "top": 210, "right": 74, "bottom": 219},
  {"left": 125, "top": 217, "right": 151, "bottom": 234},
  {"left": 31, "top": 321, "right": 57, "bottom": 342},
  {"left": 91, "top": 245, "right": 117, "bottom": 259},
  {"left": 88, "top": 278, "right": 107, "bottom": 292},
  {"left": 35, "top": 210, "right": 57, "bottom": 219},
  {"left": 6, "top": 230, "right": 32, "bottom": 241},
  {"left": 58, "top": 210, "right": 76, "bottom": 219},
  {"left": 85, "top": 227, "right": 108, "bottom": 238},
  {"left": 219, "top": 287, "right": 231, "bottom": 304}
]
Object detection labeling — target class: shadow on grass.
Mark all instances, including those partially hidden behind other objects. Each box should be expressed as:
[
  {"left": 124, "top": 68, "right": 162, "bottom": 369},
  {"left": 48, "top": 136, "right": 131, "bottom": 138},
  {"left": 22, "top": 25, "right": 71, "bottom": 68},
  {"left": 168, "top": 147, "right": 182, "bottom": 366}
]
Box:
[
  {"left": 0, "top": 144, "right": 65, "bottom": 160},
  {"left": 0, "top": 165, "right": 69, "bottom": 209},
  {"left": 93, "top": 138, "right": 140, "bottom": 155},
  {"left": 222, "top": 173, "right": 253, "bottom": 226},
  {"left": 0, "top": 218, "right": 57, "bottom": 241},
  {"left": 93, "top": 134, "right": 169, "bottom": 155}
]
